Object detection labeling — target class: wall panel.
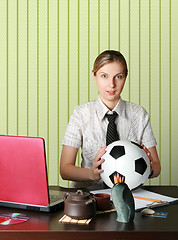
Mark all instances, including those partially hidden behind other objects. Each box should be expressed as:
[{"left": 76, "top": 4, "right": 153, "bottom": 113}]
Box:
[
  {"left": 28, "top": 0, "right": 38, "bottom": 137},
  {"left": 0, "top": 0, "right": 177, "bottom": 187},
  {"left": 171, "top": 0, "right": 178, "bottom": 185},
  {"left": 58, "top": 0, "right": 69, "bottom": 185},
  {"left": 8, "top": 0, "right": 18, "bottom": 135},
  {"left": 0, "top": 0, "right": 7, "bottom": 134}
]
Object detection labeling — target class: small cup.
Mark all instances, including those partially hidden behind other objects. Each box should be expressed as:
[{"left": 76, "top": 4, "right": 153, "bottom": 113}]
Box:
[{"left": 93, "top": 193, "right": 111, "bottom": 210}]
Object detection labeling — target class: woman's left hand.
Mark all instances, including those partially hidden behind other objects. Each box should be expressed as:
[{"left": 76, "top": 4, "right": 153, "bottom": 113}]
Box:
[
  {"left": 141, "top": 144, "right": 153, "bottom": 171},
  {"left": 141, "top": 144, "right": 161, "bottom": 178}
]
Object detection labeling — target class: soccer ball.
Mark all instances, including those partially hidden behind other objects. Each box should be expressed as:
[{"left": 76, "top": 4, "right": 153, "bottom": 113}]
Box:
[{"left": 101, "top": 140, "right": 150, "bottom": 190}]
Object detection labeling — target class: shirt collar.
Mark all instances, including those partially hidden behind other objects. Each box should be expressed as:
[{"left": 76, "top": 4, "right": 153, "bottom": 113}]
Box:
[{"left": 96, "top": 96, "right": 127, "bottom": 121}]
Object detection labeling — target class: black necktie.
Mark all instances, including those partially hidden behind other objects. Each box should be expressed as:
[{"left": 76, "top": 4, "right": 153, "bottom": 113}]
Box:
[{"left": 106, "top": 111, "right": 119, "bottom": 146}]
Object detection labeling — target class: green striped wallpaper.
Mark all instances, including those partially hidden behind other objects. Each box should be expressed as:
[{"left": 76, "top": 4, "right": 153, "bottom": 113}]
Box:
[{"left": 0, "top": 0, "right": 178, "bottom": 187}]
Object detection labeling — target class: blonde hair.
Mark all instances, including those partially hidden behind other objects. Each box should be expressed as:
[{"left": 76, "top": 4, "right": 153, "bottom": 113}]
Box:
[{"left": 92, "top": 50, "right": 128, "bottom": 77}]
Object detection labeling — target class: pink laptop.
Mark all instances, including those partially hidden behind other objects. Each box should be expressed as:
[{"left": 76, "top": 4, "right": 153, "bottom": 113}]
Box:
[{"left": 0, "top": 135, "right": 64, "bottom": 212}]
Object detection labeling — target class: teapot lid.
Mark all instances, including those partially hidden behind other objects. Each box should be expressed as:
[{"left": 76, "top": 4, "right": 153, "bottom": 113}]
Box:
[{"left": 69, "top": 189, "right": 90, "bottom": 201}]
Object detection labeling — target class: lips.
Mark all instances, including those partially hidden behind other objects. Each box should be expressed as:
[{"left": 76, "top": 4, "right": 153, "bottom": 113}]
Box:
[{"left": 107, "top": 91, "right": 116, "bottom": 95}]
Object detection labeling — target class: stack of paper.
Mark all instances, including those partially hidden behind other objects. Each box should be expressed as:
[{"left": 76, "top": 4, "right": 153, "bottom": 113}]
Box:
[{"left": 91, "top": 188, "right": 178, "bottom": 211}]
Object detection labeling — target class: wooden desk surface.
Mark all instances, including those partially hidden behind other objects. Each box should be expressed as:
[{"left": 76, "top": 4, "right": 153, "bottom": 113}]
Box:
[{"left": 0, "top": 186, "right": 177, "bottom": 240}]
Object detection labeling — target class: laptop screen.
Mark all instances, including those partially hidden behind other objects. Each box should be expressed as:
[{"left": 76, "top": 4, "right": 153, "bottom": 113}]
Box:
[{"left": 0, "top": 135, "right": 49, "bottom": 207}]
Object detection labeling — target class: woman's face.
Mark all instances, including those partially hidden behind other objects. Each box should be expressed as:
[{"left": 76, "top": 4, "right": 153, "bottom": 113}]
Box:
[{"left": 93, "top": 61, "right": 126, "bottom": 110}]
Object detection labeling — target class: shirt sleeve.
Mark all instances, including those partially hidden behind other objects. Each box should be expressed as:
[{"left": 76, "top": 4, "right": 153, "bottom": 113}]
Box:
[
  {"left": 140, "top": 109, "right": 157, "bottom": 148},
  {"left": 127, "top": 102, "right": 157, "bottom": 149},
  {"left": 62, "top": 106, "right": 83, "bottom": 149}
]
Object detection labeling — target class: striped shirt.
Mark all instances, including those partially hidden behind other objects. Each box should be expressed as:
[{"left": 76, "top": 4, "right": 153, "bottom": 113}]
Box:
[{"left": 62, "top": 96, "right": 156, "bottom": 188}]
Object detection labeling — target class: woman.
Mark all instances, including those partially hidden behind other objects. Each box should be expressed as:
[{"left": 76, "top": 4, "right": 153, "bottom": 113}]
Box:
[{"left": 60, "top": 50, "right": 161, "bottom": 188}]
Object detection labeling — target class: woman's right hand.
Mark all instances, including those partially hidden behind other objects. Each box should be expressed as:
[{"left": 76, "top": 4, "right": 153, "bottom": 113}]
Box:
[{"left": 89, "top": 146, "right": 106, "bottom": 180}]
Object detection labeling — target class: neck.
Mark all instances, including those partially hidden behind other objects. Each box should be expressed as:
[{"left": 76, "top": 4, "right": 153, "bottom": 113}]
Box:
[{"left": 99, "top": 97, "right": 120, "bottom": 111}]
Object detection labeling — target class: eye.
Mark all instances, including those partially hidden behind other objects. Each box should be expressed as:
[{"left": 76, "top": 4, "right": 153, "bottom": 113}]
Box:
[
  {"left": 101, "top": 74, "right": 108, "bottom": 79},
  {"left": 115, "top": 75, "right": 122, "bottom": 79}
]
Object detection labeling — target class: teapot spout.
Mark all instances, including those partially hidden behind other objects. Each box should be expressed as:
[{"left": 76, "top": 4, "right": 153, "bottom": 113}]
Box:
[{"left": 111, "top": 183, "right": 135, "bottom": 223}]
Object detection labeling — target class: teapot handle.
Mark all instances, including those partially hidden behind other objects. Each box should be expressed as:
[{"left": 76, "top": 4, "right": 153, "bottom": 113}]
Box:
[
  {"left": 76, "top": 189, "right": 84, "bottom": 195},
  {"left": 63, "top": 192, "right": 70, "bottom": 200}
]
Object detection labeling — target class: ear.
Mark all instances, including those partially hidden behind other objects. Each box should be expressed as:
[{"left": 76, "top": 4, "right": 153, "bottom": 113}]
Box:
[
  {"left": 126, "top": 70, "right": 128, "bottom": 78},
  {"left": 92, "top": 72, "right": 97, "bottom": 82}
]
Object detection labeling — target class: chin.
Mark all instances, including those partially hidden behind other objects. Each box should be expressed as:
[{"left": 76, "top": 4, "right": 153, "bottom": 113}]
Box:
[{"left": 107, "top": 95, "right": 120, "bottom": 102}]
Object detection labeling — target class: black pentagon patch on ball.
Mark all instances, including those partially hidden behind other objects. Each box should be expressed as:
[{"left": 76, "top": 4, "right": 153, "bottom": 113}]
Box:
[
  {"left": 135, "top": 158, "right": 147, "bottom": 175},
  {"left": 109, "top": 171, "right": 125, "bottom": 184},
  {"left": 110, "top": 146, "right": 125, "bottom": 159},
  {"left": 131, "top": 141, "right": 143, "bottom": 149}
]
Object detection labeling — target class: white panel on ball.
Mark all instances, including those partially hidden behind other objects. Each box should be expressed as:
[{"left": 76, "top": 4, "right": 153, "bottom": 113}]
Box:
[{"left": 101, "top": 140, "right": 150, "bottom": 190}]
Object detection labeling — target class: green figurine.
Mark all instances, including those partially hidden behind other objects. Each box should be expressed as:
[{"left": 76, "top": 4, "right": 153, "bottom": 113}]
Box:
[{"left": 111, "top": 174, "right": 135, "bottom": 223}]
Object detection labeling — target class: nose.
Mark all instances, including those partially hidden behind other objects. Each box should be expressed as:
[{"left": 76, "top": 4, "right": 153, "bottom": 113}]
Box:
[{"left": 109, "top": 77, "right": 115, "bottom": 88}]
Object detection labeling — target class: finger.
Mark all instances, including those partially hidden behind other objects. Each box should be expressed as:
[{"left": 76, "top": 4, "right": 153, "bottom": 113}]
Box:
[
  {"left": 94, "top": 167, "right": 104, "bottom": 174},
  {"left": 142, "top": 145, "right": 150, "bottom": 156},
  {"left": 94, "top": 157, "right": 104, "bottom": 169},
  {"left": 142, "top": 145, "right": 148, "bottom": 152},
  {"left": 98, "top": 146, "right": 106, "bottom": 155},
  {"left": 97, "top": 157, "right": 105, "bottom": 166},
  {"left": 94, "top": 167, "right": 104, "bottom": 175},
  {"left": 95, "top": 146, "right": 106, "bottom": 162},
  {"left": 97, "top": 158, "right": 105, "bottom": 170}
]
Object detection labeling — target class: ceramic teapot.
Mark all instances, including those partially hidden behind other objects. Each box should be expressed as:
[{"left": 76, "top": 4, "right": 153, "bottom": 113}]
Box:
[{"left": 64, "top": 189, "right": 96, "bottom": 219}]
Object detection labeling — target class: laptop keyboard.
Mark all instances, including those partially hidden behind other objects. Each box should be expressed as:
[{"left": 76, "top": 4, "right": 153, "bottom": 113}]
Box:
[
  {"left": 49, "top": 190, "right": 66, "bottom": 203},
  {"left": 49, "top": 195, "right": 62, "bottom": 203}
]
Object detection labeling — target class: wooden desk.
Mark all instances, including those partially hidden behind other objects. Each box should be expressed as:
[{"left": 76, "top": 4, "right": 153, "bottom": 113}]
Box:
[{"left": 0, "top": 186, "right": 177, "bottom": 240}]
